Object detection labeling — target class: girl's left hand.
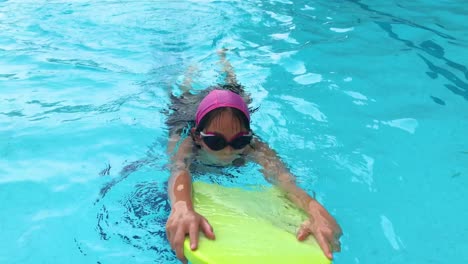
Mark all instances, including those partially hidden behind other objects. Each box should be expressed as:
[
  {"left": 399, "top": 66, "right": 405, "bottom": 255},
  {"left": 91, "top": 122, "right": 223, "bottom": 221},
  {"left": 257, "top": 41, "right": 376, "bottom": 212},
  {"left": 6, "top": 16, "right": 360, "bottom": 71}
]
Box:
[{"left": 296, "top": 200, "right": 342, "bottom": 260}]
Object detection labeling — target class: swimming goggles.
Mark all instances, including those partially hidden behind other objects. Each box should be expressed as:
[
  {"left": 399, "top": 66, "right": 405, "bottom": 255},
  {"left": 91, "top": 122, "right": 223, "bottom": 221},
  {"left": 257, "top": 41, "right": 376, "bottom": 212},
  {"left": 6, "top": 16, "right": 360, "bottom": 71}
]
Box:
[{"left": 200, "top": 131, "right": 253, "bottom": 151}]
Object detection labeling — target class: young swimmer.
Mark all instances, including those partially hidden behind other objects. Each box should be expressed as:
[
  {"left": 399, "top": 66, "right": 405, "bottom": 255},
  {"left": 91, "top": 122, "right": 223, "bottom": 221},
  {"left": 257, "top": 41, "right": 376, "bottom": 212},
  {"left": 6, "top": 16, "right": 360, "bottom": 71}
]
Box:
[{"left": 165, "top": 50, "right": 342, "bottom": 263}]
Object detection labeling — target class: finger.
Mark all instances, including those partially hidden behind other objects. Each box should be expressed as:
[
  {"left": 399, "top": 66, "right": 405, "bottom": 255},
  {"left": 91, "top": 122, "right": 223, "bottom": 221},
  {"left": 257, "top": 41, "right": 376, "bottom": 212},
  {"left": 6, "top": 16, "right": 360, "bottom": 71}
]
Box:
[
  {"left": 315, "top": 233, "right": 333, "bottom": 260},
  {"left": 200, "top": 217, "right": 215, "bottom": 240},
  {"left": 332, "top": 240, "right": 341, "bottom": 252},
  {"left": 165, "top": 223, "right": 172, "bottom": 241},
  {"left": 296, "top": 226, "right": 310, "bottom": 241},
  {"left": 167, "top": 230, "right": 176, "bottom": 250},
  {"left": 188, "top": 223, "right": 199, "bottom": 250},
  {"left": 166, "top": 230, "right": 171, "bottom": 242},
  {"left": 334, "top": 225, "right": 343, "bottom": 239},
  {"left": 173, "top": 230, "right": 188, "bottom": 262},
  {"left": 329, "top": 237, "right": 341, "bottom": 253}
]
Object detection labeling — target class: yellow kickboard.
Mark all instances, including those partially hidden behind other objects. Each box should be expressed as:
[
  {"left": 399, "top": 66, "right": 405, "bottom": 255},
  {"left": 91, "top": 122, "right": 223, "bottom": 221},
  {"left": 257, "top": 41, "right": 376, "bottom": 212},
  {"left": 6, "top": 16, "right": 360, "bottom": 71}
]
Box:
[{"left": 184, "top": 182, "right": 331, "bottom": 264}]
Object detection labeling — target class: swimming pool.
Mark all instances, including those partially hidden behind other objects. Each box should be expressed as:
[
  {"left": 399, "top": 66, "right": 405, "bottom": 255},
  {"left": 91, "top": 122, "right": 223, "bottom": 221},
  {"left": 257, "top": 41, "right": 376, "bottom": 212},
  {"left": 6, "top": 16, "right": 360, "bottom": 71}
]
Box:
[{"left": 1, "top": 0, "right": 467, "bottom": 263}]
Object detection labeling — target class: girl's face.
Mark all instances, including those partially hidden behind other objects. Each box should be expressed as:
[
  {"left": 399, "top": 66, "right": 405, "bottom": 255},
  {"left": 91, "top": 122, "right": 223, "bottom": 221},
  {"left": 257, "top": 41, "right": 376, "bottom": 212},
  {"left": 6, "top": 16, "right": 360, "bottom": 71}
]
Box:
[{"left": 196, "top": 110, "right": 249, "bottom": 163}]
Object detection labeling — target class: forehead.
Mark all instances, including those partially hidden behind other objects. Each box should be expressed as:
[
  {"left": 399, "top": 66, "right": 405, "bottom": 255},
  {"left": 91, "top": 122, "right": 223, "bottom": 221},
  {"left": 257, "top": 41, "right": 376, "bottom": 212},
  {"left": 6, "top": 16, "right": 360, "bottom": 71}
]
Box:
[{"left": 205, "top": 110, "right": 245, "bottom": 132}]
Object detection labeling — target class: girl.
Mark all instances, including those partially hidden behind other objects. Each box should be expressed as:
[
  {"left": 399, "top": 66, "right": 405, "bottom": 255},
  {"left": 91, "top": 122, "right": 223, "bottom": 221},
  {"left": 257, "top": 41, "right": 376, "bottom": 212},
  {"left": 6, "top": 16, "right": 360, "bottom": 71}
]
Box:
[{"left": 165, "top": 50, "right": 342, "bottom": 263}]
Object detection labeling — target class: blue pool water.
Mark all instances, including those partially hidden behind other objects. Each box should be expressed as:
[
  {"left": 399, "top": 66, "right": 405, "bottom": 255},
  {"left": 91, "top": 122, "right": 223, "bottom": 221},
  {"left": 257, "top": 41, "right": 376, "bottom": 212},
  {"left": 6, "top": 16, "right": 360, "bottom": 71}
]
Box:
[{"left": 1, "top": 1, "right": 467, "bottom": 263}]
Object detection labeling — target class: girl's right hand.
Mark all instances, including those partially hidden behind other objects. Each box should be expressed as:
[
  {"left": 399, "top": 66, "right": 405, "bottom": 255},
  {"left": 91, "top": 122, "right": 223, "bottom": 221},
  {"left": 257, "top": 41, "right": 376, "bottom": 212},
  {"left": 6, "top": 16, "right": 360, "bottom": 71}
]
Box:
[{"left": 166, "top": 201, "right": 216, "bottom": 263}]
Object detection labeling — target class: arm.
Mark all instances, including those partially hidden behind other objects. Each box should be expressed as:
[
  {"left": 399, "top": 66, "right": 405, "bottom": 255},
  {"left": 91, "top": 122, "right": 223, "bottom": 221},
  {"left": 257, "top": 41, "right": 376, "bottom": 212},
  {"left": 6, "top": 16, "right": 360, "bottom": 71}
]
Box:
[
  {"left": 166, "top": 135, "right": 215, "bottom": 263},
  {"left": 250, "top": 139, "right": 342, "bottom": 260},
  {"left": 167, "top": 135, "right": 194, "bottom": 205},
  {"left": 218, "top": 48, "right": 238, "bottom": 85},
  {"left": 179, "top": 65, "right": 198, "bottom": 94}
]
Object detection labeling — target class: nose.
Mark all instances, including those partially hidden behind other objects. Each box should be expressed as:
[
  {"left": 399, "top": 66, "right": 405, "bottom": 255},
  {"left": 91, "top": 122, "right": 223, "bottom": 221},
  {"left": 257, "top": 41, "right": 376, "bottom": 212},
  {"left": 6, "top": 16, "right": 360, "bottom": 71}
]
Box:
[{"left": 222, "top": 146, "right": 234, "bottom": 155}]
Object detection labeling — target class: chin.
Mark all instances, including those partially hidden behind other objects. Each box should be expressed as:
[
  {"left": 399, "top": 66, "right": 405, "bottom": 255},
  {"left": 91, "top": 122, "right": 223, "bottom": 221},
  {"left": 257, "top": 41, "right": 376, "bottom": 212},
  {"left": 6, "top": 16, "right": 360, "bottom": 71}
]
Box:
[{"left": 217, "top": 156, "right": 235, "bottom": 162}]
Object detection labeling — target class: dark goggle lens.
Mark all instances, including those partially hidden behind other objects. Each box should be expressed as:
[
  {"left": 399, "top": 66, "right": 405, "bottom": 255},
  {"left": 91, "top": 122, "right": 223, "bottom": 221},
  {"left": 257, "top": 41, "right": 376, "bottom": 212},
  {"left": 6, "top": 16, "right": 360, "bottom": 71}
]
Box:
[
  {"left": 202, "top": 135, "right": 252, "bottom": 151},
  {"left": 202, "top": 136, "right": 227, "bottom": 151},
  {"left": 230, "top": 136, "right": 252, "bottom": 149}
]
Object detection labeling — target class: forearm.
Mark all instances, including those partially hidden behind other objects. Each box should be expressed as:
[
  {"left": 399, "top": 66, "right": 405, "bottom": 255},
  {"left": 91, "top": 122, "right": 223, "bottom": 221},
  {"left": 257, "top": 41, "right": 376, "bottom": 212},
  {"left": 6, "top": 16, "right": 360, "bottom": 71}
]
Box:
[
  {"left": 167, "top": 135, "right": 194, "bottom": 209},
  {"left": 276, "top": 174, "right": 319, "bottom": 216},
  {"left": 218, "top": 49, "right": 237, "bottom": 85},
  {"left": 252, "top": 140, "right": 327, "bottom": 217},
  {"left": 168, "top": 169, "right": 194, "bottom": 210}
]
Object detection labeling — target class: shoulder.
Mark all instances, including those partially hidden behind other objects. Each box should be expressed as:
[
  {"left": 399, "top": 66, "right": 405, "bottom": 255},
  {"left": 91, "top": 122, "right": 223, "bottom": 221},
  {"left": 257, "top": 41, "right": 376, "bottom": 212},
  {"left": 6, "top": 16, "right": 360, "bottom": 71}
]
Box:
[
  {"left": 246, "top": 136, "right": 282, "bottom": 161},
  {"left": 169, "top": 135, "right": 197, "bottom": 162},
  {"left": 244, "top": 136, "right": 267, "bottom": 156}
]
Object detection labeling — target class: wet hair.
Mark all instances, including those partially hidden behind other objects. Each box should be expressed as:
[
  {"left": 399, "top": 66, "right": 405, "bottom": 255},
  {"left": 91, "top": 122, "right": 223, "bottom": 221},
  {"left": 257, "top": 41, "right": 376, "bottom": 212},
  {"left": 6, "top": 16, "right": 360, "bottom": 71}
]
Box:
[
  {"left": 166, "top": 84, "right": 258, "bottom": 137},
  {"left": 195, "top": 107, "right": 250, "bottom": 133}
]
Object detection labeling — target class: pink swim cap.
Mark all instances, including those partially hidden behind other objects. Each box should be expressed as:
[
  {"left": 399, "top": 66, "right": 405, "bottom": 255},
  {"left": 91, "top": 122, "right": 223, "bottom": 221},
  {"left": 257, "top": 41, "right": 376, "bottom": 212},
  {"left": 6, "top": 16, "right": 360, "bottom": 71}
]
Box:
[{"left": 195, "top": 89, "right": 250, "bottom": 126}]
